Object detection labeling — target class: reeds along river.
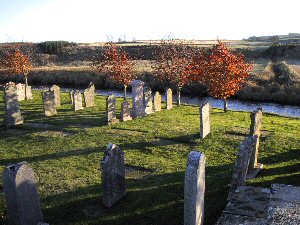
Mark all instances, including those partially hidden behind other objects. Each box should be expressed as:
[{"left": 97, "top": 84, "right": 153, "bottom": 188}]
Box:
[{"left": 33, "top": 87, "right": 300, "bottom": 118}]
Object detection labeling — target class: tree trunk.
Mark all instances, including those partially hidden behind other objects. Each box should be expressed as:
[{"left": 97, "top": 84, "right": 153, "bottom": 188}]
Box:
[
  {"left": 223, "top": 99, "right": 228, "bottom": 112},
  {"left": 124, "top": 85, "right": 127, "bottom": 100},
  {"left": 24, "top": 75, "right": 28, "bottom": 100},
  {"left": 177, "top": 86, "right": 181, "bottom": 106}
]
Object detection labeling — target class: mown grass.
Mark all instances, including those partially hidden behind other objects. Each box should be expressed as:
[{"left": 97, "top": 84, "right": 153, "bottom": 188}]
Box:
[{"left": 0, "top": 90, "right": 299, "bottom": 225}]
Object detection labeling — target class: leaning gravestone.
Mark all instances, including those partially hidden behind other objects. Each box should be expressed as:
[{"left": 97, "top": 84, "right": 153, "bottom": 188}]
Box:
[
  {"left": 2, "top": 162, "right": 44, "bottom": 225},
  {"left": 166, "top": 88, "right": 172, "bottom": 110},
  {"left": 249, "top": 108, "right": 262, "bottom": 137},
  {"left": 200, "top": 103, "right": 211, "bottom": 138},
  {"left": 106, "top": 95, "right": 119, "bottom": 125},
  {"left": 143, "top": 86, "right": 153, "bottom": 114},
  {"left": 3, "top": 82, "right": 24, "bottom": 127},
  {"left": 120, "top": 100, "right": 132, "bottom": 122},
  {"left": 153, "top": 91, "right": 162, "bottom": 112},
  {"left": 228, "top": 136, "right": 256, "bottom": 198},
  {"left": 101, "top": 143, "right": 126, "bottom": 207},
  {"left": 16, "top": 83, "right": 25, "bottom": 101},
  {"left": 247, "top": 135, "right": 263, "bottom": 179},
  {"left": 184, "top": 151, "right": 205, "bottom": 225},
  {"left": 131, "top": 80, "right": 146, "bottom": 118},
  {"left": 42, "top": 91, "right": 57, "bottom": 116},
  {"left": 73, "top": 91, "right": 84, "bottom": 111},
  {"left": 49, "top": 85, "right": 61, "bottom": 107},
  {"left": 83, "top": 82, "right": 95, "bottom": 107}
]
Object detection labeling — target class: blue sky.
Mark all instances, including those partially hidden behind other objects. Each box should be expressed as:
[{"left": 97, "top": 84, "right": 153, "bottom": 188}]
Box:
[{"left": 0, "top": 0, "right": 299, "bottom": 43}]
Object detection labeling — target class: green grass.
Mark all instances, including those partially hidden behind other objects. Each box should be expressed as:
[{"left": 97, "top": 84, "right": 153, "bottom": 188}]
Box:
[{"left": 0, "top": 90, "right": 299, "bottom": 225}]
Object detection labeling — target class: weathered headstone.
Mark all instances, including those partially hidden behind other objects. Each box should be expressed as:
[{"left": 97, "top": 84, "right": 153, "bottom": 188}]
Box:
[
  {"left": 143, "top": 86, "right": 153, "bottom": 114},
  {"left": 16, "top": 83, "right": 25, "bottom": 101},
  {"left": 247, "top": 135, "right": 263, "bottom": 179},
  {"left": 200, "top": 103, "right": 211, "bottom": 138},
  {"left": 42, "top": 91, "right": 57, "bottom": 116},
  {"left": 2, "top": 162, "right": 44, "bottom": 225},
  {"left": 73, "top": 90, "right": 84, "bottom": 111},
  {"left": 49, "top": 85, "right": 61, "bottom": 107},
  {"left": 184, "top": 151, "right": 205, "bottom": 225},
  {"left": 120, "top": 100, "right": 132, "bottom": 122},
  {"left": 101, "top": 143, "right": 126, "bottom": 207},
  {"left": 25, "top": 85, "right": 33, "bottom": 100},
  {"left": 166, "top": 88, "right": 172, "bottom": 110},
  {"left": 69, "top": 90, "right": 74, "bottom": 104},
  {"left": 153, "top": 91, "right": 162, "bottom": 112},
  {"left": 131, "top": 80, "right": 146, "bottom": 118},
  {"left": 249, "top": 108, "right": 262, "bottom": 137},
  {"left": 3, "top": 82, "right": 24, "bottom": 127},
  {"left": 106, "top": 95, "right": 119, "bottom": 124},
  {"left": 228, "top": 136, "right": 256, "bottom": 198},
  {"left": 83, "top": 82, "right": 95, "bottom": 107}
]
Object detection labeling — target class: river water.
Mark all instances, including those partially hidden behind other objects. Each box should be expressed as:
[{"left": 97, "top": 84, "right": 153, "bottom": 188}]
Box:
[{"left": 33, "top": 87, "right": 300, "bottom": 118}]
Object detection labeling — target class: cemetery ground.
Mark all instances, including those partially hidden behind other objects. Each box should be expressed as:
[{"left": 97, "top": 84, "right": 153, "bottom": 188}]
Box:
[{"left": 0, "top": 91, "right": 299, "bottom": 225}]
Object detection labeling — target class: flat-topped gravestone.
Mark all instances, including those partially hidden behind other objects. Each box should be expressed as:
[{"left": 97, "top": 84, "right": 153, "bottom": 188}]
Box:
[
  {"left": 16, "top": 83, "right": 25, "bottom": 101},
  {"left": 131, "top": 80, "right": 146, "bottom": 118},
  {"left": 42, "top": 91, "right": 57, "bottom": 116},
  {"left": 184, "top": 151, "right": 205, "bottom": 225},
  {"left": 49, "top": 85, "right": 61, "bottom": 107},
  {"left": 166, "top": 88, "right": 172, "bottom": 110},
  {"left": 73, "top": 91, "right": 84, "bottom": 111},
  {"left": 2, "top": 162, "right": 44, "bottom": 225},
  {"left": 25, "top": 85, "right": 33, "bottom": 100},
  {"left": 228, "top": 136, "right": 256, "bottom": 198},
  {"left": 120, "top": 100, "right": 132, "bottom": 122},
  {"left": 106, "top": 95, "right": 119, "bottom": 125},
  {"left": 250, "top": 108, "right": 262, "bottom": 137},
  {"left": 200, "top": 103, "right": 211, "bottom": 138},
  {"left": 3, "top": 82, "right": 24, "bottom": 127},
  {"left": 101, "top": 143, "right": 126, "bottom": 207},
  {"left": 153, "top": 91, "right": 162, "bottom": 112},
  {"left": 83, "top": 82, "right": 95, "bottom": 107},
  {"left": 143, "top": 86, "right": 153, "bottom": 114}
]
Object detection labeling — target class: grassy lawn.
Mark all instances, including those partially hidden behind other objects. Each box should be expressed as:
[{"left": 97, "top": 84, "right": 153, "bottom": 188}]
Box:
[{"left": 0, "top": 90, "right": 299, "bottom": 225}]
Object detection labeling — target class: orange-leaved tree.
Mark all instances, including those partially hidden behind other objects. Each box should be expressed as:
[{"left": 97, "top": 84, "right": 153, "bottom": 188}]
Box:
[
  {"left": 92, "top": 42, "right": 135, "bottom": 99},
  {"left": 153, "top": 40, "right": 195, "bottom": 106},
  {"left": 0, "top": 48, "right": 33, "bottom": 99},
  {"left": 199, "top": 40, "right": 253, "bottom": 111}
]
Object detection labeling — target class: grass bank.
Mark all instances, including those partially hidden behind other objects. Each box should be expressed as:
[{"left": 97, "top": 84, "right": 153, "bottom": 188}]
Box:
[{"left": 0, "top": 91, "right": 299, "bottom": 225}]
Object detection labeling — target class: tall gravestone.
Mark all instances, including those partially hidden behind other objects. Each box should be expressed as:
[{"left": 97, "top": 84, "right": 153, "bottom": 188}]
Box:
[
  {"left": 16, "top": 83, "right": 25, "bottom": 101},
  {"left": 143, "top": 86, "right": 153, "bottom": 114},
  {"left": 106, "top": 95, "right": 119, "bottom": 125},
  {"left": 153, "top": 91, "right": 162, "bottom": 112},
  {"left": 101, "top": 143, "right": 126, "bottom": 207},
  {"left": 120, "top": 100, "right": 132, "bottom": 122},
  {"left": 83, "top": 82, "right": 95, "bottom": 107},
  {"left": 73, "top": 91, "right": 84, "bottom": 111},
  {"left": 247, "top": 135, "right": 263, "bottom": 179},
  {"left": 42, "top": 91, "right": 57, "bottom": 116},
  {"left": 131, "top": 80, "right": 146, "bottom": 118},
  {"left": 166, "top": 88, "right": 172, "bottom": 110},
  {"left": 200, "top": 103, "right": 211, "bottom": 138},
  {"left": 3, "top": 82, "right": 24, "bottom": 127},
  {"left": 50, "top": 85, "right": 61, "bottom": 107},
  {"left": 25, "top": 85, "right": 33, "bottom": 100},
  {"left": 249, "top": 108, "right": 262, "bottom": 137},
  {"left": 184, "top": 151, "right": 205, "bottom": 225},
  {"left": 2, "top": 162, "right": 44, "bottom": 225},
  {"left": 69, "top": 90, "right": 74, "bottom": 104},
  {"left": 228, "top": 136, "right": 256, "bottom": 198}
]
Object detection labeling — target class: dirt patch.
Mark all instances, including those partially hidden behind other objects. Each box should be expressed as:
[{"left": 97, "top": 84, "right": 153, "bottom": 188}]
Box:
[{"left": 125, "top": 165, "right": 154, "bottom": 180}]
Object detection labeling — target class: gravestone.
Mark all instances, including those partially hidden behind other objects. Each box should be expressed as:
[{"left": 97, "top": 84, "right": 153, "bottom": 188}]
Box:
[
  {"left": 101, "top": 143, "right": 126, "bottom": 207},
  {"left": 120, "top": 100, "right": 132, "bottom": 122},
  {"left": 73, "top": 91, "right": 84, "bottom": 111},
  {"left": 49, "top": 85, "right": 61, "bottom": 107},
  {"left": 106, "top": 95, "right": 119, "bottom": 124},
  {"left": 83, "top": 82, "right": 95, "bottom": 107},
  {"left": 2, "top": 162, "right": 44, "bottom": 225},
  {"left": 166, "top": 88, "right": 172, "bottom": 110},
  {"left": 69, "top": 90, "right": 74, "bottom": 104},
  {"left": 25, "top": 85, "right": 33, "bottom": 100},
  {"left": 143, "top": 86, "right": 153, "bottom": 114},
  {"left": 153, "top": 91, "right": 162, "bottom": 112},
  {"left": 247, "top": 135, "right": 263, "bottom": 179},
  {"left": 3, "top": 82, "right": 24, "bottom": 127},
  {"left": 200, "top": 103, "right": 211, "bottom": 138},
  {"left": 131, "top": 80, "right": 146, "bottom": 118},
  {"left": 184, "top": 151, "right": 205, "bottom": 225},
  {"left": 42, "top": 91, "right": 57, "bottom": 116},
  {"left": 16, "top": 83, "right": 25, "bottom": 101},
  {"left": 249, "top": 108, "right": 262, "bottom": 137},
  {"left": 228, "top": 136, "right": 256, "bottom": 198}
]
